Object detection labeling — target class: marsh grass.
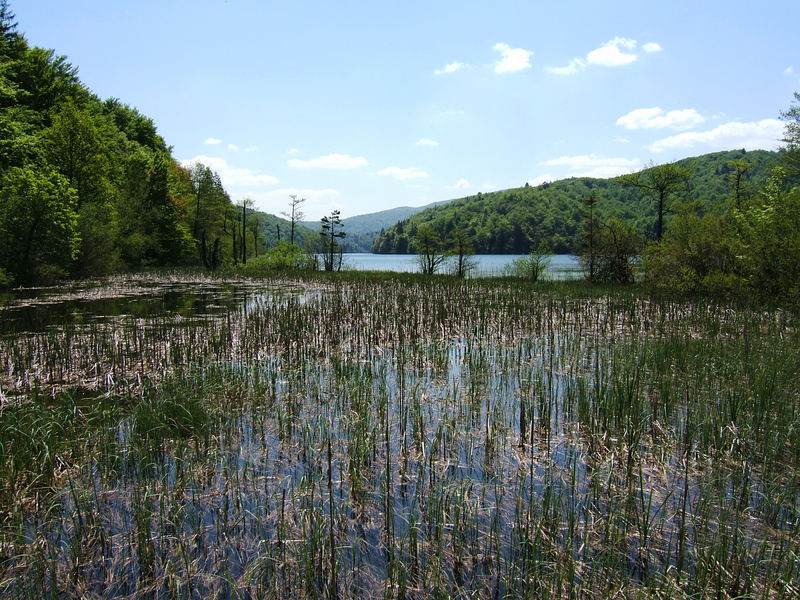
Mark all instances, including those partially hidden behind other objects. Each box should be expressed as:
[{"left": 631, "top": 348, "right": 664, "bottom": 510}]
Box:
[{"left": 0, "top": 273, "right": 798, "bottom": 598}]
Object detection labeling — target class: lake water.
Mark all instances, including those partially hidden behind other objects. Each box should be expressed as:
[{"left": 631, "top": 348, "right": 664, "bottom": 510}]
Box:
[{"left": 340, "top": 253, "right": 582, "bottom": 279}]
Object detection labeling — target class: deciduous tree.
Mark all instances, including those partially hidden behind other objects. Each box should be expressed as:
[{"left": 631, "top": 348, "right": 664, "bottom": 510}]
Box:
[
  {"left": 590, "top": 219, "right": 642, "bottom": 284},
  {"left": 414, "top": 224, "right": 446, "bottom": 275},
  {"left": 0, "top": 166, "right": 79, "bottom": 283},
  {"left": 448, "top": 229, "right": 476, "bottom": 278}
]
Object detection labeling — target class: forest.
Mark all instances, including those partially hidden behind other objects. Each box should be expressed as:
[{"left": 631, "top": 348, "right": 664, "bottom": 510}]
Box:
[
  {"left": 0, "top": 2, "right": 277, "bottom": 286},
  {"left": 371, "top": 149, "right": 779, "bottom": 255}
]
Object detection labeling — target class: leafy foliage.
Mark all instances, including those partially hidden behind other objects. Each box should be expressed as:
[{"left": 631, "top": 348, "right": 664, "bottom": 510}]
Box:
[
  {"left": 0, "top": 6, "right": 261, "bottom": 285},
  {"left": 780, "top": 91, "right": 800, "bottom": 179},
  {"left": 735, "top": 168, "right": 800, "bottom": 300},
  {"left": 0, "top": 165, "right": 79, "bottom": 283},
  {"left": 503, "top": 245, "right": 551, "bottom": 281},
  {"left": 641, "top": 95, "right": 800, "bottom": 302},
  {"left": 373, "top": 150, "right": 779, "bottom": 255},
  {"left": 643, "top": 211, "right": 743, "bottom": 295},
  {"left": 581, "top": 219, "right": 642, "bottom": 284},
  {"left": 236, "top": 241, "right": 317, "bottom": 276}
]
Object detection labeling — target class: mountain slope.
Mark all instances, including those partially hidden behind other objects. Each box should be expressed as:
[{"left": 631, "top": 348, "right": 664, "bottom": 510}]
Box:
[
  {"left": 371, "top": 149, "right": 779, "bottom": 255},
  {"left": 301, "top": 200, "right": 450, "bottom": 252}
]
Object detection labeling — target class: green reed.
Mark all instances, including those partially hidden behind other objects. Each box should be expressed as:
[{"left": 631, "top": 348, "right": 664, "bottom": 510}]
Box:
[{"left": 0, "top": 273, "right": 797, "bottom": 598}]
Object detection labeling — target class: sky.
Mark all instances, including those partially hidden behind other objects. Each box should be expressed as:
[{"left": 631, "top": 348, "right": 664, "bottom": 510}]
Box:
[{"left": 14, "top": 0, "right": 800, "bottom": 220}]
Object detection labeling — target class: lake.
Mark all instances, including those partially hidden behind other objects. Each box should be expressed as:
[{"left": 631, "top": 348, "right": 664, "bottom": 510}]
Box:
[{"left": 340, "top": 253, "right": 582, "bottom": 278}]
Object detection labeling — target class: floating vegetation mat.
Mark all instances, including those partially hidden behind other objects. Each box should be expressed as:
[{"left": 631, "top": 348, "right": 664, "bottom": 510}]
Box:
[{"left": 0, "top": 275, "right": 798, "bottom": 598}]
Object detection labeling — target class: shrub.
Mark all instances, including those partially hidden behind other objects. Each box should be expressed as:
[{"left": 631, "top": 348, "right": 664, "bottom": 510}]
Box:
[
  {"left": 580, "top": 219, "right": 642, "bottom": 284},
  {"left": 504, "top": 245, "right": 551, "bottom": 281},
  {"left": 236, "top": 241, "right": 317, "bottom": 276},
  {"left": 643, "top": 211, "right": 744, "bottom": 296}
]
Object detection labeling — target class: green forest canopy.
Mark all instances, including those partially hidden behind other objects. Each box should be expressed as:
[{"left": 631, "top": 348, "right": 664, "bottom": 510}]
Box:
[
  {"left": 0, "top": 1, "right": 277, "bottom": 285},
  {"left": 371, "top": 149, "right": 779, "bottom": 255}
]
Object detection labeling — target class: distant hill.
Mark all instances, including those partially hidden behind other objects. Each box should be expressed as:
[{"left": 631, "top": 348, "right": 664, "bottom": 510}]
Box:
[
  {"left": 371, "top": 149, "right": 780, "bottom": 255},
  {"left": 301, "top": 201, "right": 449, "bottom": 252},
  {"left": 256, "top": 212, "right": 317, "bottom": 248}
]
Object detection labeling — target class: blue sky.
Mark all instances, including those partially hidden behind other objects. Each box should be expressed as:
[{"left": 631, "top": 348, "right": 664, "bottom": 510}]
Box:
[{"left": 15, "top": 0, "right": 800, "bottom": 220}]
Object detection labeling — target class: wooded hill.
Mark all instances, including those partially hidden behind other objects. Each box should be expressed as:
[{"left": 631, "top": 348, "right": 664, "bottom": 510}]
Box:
[
  {"left": 371, "top": 149, "right": 779, "bottom": 254},
  {"left": 299, "top": 201, "right": 447, "bottom": 253}
]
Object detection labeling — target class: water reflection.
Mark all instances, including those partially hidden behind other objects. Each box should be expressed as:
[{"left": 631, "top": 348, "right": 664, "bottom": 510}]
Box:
[{"left": 0, "top": 276, "right": 313, "bottom": 335}]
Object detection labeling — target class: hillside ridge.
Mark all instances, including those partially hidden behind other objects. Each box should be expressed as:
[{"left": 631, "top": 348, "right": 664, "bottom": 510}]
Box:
[{"left": 370, "top": 149, "right": 779, "bottom": 255}]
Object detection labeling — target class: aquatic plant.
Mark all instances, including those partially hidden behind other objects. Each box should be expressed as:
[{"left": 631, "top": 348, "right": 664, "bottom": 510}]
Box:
[{"left": 0, "top": 273, "right": 797, "bottom": 598}]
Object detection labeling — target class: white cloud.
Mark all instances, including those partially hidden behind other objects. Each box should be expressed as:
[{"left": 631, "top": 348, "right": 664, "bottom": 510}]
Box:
[
  {"left": 527, "top": 175, "right": 553, "bottom": 186},
  {"left": 547, "top": 37, "right": 659, "bottom": 75},
  {"left": 180, "top": 155, "right": 279, "bottom": 187},
  {"left": 377, "top": 166, "right": 430, "bottom": 180},
  {"left": 450, "top": 178, "right": 471, "bottom": 189},
  {"left": 416, "top": 138, "right": 440, "bottom": 147},
  {"left": 616, "top": 107, "right": 705, "bottom": 130},
  {"left": 546, "top": 58, "right": 585, "bottom": 75},
  {"left": 204, "top": 137, "right": 222, "bottom": 145},
  {"left": 541, "top": 154, "right": 641, "bottom": 178},
  {"left": 586, "top": 37, "right": 638, "bottom": 67},
  {"left": 786, "top": 66, "right": 796, "bottom": 77},
  {"left": 614, "top": 136, "right": 631, "bottom": 143},
  {"left": 434, "top": 61, "right": 467, "bottom": 75},
  {"left": 647, "top": 119, "right": 783, "bottom": 153},
  {"left": 244, "top": 146, "right": 259, "bottom": 153},
  {"left": 228, "top": 144, "right": 240, "bottom": 151},
  {"left": 288, "top": 153, "right": 368, "bottom": 169},
  {"left": 493, "top": 43, "right": 533, "bottom": 74}
]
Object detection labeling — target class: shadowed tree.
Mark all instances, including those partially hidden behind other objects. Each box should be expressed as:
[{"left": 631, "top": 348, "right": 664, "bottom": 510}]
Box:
[
  {"left": 320, "top": 209, "right": 345, "bottom": 271},
  {"left": 448, "top": 229, "right": 476, "bottom": 278},
  {"left": 248, "top": 211, "right": 263, "bottom": 257},
  {"left": 592, "top": 219, "right": 642, "bottom": 284},
  {"left": 187, "top": 163, "right": 230, "bottom": 268},
  {"left": 0, "top": 166, "right": 79, "bottom": 283},
  {"left": 618, "top": 161, "right": 692, "bottom": 241},
  {"left": 727, "top": 159, "right": 751, "bottom": 208},
  {"left": 415, "top": 224, "right": 446, "bottom": 275},
  {"left": 239, "top": 197, "right": 253, "bottom": 264}
]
